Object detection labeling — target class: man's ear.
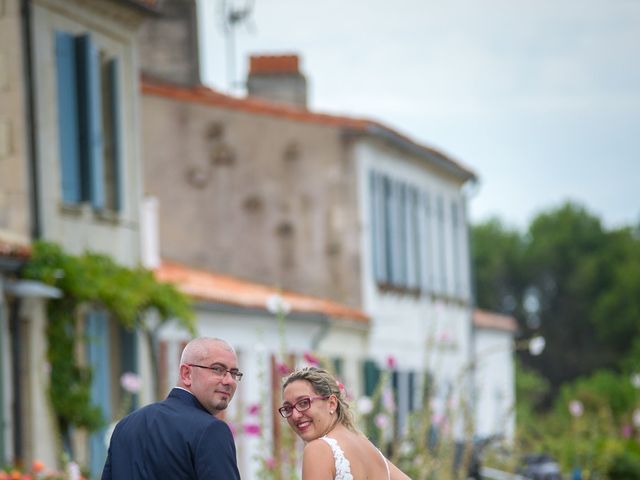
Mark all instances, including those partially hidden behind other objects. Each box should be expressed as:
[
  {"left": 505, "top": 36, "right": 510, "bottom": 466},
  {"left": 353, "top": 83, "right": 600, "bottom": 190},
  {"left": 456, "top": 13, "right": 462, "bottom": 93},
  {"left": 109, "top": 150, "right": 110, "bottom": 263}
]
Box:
[{"left": 180, "top": 364, "right": 193, "bottom": 387}]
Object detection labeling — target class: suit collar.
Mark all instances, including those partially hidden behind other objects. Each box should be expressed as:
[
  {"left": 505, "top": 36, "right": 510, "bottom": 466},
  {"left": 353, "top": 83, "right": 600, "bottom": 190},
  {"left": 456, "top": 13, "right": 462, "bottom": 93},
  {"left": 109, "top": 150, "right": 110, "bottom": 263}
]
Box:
[{"left": 168, "top": 387, "right": 210, "bottom": 414}]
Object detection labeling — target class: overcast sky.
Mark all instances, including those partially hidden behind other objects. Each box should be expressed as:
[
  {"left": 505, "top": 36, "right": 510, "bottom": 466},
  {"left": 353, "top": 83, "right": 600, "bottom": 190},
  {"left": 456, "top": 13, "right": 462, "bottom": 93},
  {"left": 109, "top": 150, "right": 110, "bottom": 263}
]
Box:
[{"left": 198, "top": 0, "right": 640, "bottom": 230}]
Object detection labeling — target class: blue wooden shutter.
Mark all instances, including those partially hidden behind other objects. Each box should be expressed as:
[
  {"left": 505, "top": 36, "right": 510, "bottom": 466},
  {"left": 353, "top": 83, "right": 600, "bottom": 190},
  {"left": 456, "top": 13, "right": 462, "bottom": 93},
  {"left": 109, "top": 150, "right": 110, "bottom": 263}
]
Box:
[
  {"left": 419, "top": 191, "right": 431, "bottom": 294},
  {"left": 389, "top": 180, "right": 402, "bottom": 286},
  {"left": 405, "top": 187, "right": 419, "bottom": 290},
  {"left": 77, "top": 34, "right": 105, "bottom": 209},
  {"left": 397, "top": 183, "right": 407, "bottom": 288},
  {"left": 451, "top": 200, "right": 461, "bottom": 297},
  {"left": 370, "top": 171, "right": 387, "bottom": 284},
  {"left": 383, "top": 176, "right": 393, "bottom": 285},
  {"left": 437, "top": 195, "right": 447, "bottom": 293},
  {"left": 86, "top": 310, "right": 111, "bottom": 479},
  {"left": 119, "top": 326, "right": 138, "bottom": 411},
  {"left": 363, "top": 360, "right": 381, "bottom": 396},
  {"left": 55, "top": 31, "right": 81, "bottom": 204},
  {"left": 408, "top": 371, "right": 415, "bottom": 411},
  {"left": 107, "top": 59, "right": 123, "bottom": 212},
  {"left": 332, "top": 357, "right": 343, "bottom": 377}
]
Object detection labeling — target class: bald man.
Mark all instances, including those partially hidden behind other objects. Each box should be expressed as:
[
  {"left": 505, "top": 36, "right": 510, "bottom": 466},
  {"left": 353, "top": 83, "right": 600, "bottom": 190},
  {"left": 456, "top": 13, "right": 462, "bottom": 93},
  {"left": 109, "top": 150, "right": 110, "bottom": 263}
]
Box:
[{"left": 102, "top": 338, "right": 242, "bottom": 479}]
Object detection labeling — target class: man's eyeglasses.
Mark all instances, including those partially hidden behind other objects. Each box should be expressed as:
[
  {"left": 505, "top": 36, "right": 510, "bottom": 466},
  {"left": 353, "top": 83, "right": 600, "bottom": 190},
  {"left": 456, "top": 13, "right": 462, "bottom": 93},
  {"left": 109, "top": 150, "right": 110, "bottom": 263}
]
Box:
[
  {"left": 278, "top": 396, "right": 329, "bottom": 418},
  {"left": 188, "top": 364, "right": 243, "bottom": 382}
]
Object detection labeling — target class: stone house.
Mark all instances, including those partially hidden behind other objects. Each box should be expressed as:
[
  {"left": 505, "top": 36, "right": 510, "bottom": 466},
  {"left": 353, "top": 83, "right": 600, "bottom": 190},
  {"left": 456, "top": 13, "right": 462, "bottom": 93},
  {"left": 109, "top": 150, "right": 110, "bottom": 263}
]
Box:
[
  {"left": 1, "top": 0, "right": 156, "bottom": 475},
  {"left": 141, "top": 45, "right": 479, "bottom": 448}
]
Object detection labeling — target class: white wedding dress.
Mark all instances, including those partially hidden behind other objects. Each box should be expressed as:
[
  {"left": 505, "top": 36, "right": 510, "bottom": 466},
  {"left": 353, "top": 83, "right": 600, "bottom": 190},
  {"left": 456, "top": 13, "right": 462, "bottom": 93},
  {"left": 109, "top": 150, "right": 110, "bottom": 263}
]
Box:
[{"left": 320, "top": 436, "right": 390, "bottom": 480}]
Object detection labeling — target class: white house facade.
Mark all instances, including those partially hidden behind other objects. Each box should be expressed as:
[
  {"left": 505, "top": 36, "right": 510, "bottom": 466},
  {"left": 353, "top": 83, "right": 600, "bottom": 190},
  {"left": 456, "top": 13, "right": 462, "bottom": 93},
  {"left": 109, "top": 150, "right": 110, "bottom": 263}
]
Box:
[{"left": 153, "top": 260, "right": 370, "bottom": 479}]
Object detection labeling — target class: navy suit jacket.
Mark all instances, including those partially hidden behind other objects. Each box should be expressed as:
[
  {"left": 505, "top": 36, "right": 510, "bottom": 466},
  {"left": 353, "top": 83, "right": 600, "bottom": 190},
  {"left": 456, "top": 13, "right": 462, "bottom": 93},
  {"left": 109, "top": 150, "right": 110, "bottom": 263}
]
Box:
[{"left": 101, "top": 388, "right": 241, "bottom": 479}]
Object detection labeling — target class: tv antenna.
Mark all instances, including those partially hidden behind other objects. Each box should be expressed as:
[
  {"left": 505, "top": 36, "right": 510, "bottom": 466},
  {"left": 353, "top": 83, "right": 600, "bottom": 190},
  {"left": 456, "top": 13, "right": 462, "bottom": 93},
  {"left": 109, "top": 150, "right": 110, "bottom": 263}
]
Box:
[{"left": 219, "top": 0, "right": 255, "bottom": 91}]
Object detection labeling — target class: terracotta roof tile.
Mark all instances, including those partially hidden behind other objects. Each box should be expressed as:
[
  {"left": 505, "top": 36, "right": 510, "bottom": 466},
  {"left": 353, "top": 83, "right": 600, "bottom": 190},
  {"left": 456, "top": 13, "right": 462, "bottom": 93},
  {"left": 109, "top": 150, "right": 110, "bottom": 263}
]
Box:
[
  {"left": 154, "top": 261, "right": 369, "bottom": 324},
  {"left": 141, "top": 77, "right": 476, "bottom": 181},
  {"left": 473, "top": 309, "right": 518, "bottom": 332}
]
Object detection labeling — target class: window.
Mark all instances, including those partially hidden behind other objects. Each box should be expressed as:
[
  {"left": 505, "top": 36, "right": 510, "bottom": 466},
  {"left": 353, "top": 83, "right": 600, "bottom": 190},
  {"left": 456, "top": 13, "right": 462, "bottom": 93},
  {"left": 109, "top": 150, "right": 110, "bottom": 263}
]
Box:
[
  {"left": 451, "top": 200, "right": 462, "bottom": 297},
  {"left": 436, "top": 195, "right": 447, "bottom": 294},
  {"left": 369, "top": 169, "right": 465, "bottom": 298},
  {"left": 369, "top": 170, "right": 428, "bottom": 292},
  {"left": 55, "top": 31, "right": 122, "bottom": 211}
]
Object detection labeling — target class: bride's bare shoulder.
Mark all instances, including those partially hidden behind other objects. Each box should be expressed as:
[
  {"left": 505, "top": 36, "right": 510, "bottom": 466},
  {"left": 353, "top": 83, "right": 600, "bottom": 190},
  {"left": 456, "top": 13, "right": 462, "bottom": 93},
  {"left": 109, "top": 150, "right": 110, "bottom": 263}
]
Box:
[{"left": 302, "top": 439, "right": 335, "bottom": 479}]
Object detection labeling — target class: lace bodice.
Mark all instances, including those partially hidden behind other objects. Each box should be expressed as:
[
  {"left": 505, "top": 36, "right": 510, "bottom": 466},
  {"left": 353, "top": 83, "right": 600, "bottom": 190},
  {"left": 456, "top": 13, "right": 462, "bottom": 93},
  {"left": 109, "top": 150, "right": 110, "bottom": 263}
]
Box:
[
  {"left": 320, "top": 436, "right": 390, "bottom": 480},
  {"left": 320, "top": 436, "right": 353, "bottom": 480}
]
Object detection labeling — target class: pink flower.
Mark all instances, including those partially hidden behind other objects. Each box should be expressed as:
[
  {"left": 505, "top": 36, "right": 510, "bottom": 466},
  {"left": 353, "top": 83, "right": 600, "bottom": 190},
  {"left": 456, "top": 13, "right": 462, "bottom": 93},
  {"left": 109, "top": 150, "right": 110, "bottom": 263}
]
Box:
[
  {"left": 120, "top": 372, "right": 141, "bottom": 394},
  {"left": 265, "top": 457, "right": 277, "bottom": 470},
  {"left": 569, "top": 400, "right": 584, "bottom": 417},
  {"left": 374, "top": 413, "right": 390, "bottom": 429},
  {"left": 243, "top": 422, "right": 261, "bottom": 436},
  {"left": 247, "top": 403, "right": 260, "bottom": 416},
  {"left": 386, "top": 355, "right": 396, "bottom": 369},
  {"left": 437, "top": 331, "right": 451, "bottom": 343},
  {"left": 276, "top": 362, "right": 291, "bottom": 376},
  {"left": 303, "top": 352, "right": 320, "bottom": 366},
  {"left": 382, "top": 389, "right": 396, "bottom": 412},
  {"left": 622, "top": 424, "right": 632, "bottom": 438}
]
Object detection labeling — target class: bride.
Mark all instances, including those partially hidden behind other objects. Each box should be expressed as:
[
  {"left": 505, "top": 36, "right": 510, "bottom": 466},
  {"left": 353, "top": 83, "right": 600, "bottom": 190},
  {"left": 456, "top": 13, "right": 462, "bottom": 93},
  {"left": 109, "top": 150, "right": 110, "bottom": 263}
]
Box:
[{"left": 279, "top": 367, "right": 411, "bottom": 480}]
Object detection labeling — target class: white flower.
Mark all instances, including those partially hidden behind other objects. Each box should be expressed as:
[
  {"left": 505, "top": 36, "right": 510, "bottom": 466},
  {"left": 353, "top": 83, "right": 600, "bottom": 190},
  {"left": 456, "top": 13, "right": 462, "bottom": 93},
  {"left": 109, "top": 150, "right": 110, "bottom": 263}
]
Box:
[
  {"left": 569, "top": 400, "right": 584, "bottom": 417},
  {"left": 357, "top": 396, "right": 374, "bottom": 415},
  {"left": 633, "top": 409, "right": 640, "bottom": 428},
  {"left": 120, "top": 372, "right": 141, "bottom": 393},
  {"left": 266, "top": 294, "right": 291, "bottom": 316},
  {"left": 631, "top": 373, "right": 640, "bottom": 389},
  {"left": 399, "top": 440, "right": 415, "bottom": 456},
  {"left": 68, "top": 461, "right": 81, "bottom": 480},
  {"left": 528, "top": 336, "right": 546, "bottom": 356}
]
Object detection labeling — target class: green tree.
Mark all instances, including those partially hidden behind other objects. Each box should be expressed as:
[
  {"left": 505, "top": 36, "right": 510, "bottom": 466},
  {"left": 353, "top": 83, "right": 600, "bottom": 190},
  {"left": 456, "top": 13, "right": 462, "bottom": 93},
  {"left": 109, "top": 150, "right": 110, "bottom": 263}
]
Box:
[
  {"left": 523, "top": 203, "right": 614, "bottom": 398},
  {"left": 470, "top": 217, "right": 526, "bottom": 315},
  {"left": 592, "top": 227, "right": 640, "bottom": 354},
  {"left": 472, "top": 202, "right": 640, "bottom": 404}
]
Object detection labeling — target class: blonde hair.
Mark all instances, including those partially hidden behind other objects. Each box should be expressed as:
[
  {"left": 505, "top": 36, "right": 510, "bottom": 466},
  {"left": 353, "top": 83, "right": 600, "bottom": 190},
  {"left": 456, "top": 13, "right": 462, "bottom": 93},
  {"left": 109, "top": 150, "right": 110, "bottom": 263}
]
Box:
[{"left": 282, "top": 366, "right": 357, "bottom": 432}]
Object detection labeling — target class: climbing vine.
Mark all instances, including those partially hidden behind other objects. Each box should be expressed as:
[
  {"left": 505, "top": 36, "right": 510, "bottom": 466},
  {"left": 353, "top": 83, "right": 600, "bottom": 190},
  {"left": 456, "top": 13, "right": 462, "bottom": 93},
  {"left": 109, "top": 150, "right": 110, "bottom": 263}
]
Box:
[{"left": 22, "top": 241, "right": 195, "bottom": 436}]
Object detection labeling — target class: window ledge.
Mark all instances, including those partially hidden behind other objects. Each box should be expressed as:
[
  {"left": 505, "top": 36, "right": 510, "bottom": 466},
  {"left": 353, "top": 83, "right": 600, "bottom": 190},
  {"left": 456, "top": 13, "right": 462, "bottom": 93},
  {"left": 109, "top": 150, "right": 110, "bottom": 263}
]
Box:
[{"left": 59, "top": 202, "right": 122, "bottom": 225}]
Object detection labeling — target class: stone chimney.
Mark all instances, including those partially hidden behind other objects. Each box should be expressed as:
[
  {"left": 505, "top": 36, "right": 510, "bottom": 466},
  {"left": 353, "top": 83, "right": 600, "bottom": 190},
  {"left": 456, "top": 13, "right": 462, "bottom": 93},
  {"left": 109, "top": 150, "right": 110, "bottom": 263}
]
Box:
[
  {"left": 138, "top": 0, "right": 200, "bottom": 86},
  {"left": 247, "top": 54, "right": 307, "bottom": 108}
]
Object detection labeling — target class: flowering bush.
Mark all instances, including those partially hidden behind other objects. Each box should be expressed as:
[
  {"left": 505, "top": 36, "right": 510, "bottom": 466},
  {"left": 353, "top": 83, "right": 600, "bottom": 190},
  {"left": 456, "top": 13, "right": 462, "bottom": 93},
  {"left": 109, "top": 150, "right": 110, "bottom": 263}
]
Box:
[{"left": 0, "top": 460, "right": 86, "bottom": 480}]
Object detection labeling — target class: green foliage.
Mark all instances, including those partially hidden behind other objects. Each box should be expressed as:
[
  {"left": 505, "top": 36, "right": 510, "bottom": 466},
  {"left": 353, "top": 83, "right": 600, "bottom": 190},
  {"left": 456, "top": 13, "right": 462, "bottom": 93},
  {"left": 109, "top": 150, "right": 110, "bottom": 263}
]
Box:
[
  {"left": 556, "top": 370, "right": 639, "bottom": 421},
  {"left": 592, "top": 227, "right": 640, "bottom": 350},
  {"left": 470, "top": 217, "right": 526, "bottom": 314},
  {"left": 516, "top": 362, "right": 640, "bottom": 477},
  {"left": 608, "top": 441, "right": 640, "bottom": 480},
  {"left": 47, "top": 302, "right": 103, "bottom": 432},
  {"left": 22, "top": 240, "right": 195, "bottom": 434},
  {"left": 515, "top": 359, "right": 549, "bottom": 434},
  {"left": 472, "top": 201, "right": 640, "bottom": 402}
]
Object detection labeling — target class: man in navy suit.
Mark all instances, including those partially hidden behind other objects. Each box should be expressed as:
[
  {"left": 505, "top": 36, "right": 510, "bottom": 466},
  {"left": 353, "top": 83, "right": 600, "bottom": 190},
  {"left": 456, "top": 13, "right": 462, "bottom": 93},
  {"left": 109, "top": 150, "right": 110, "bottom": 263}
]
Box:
[{"left": 102, "top": 337, "right": 242, "bottom": 479}]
